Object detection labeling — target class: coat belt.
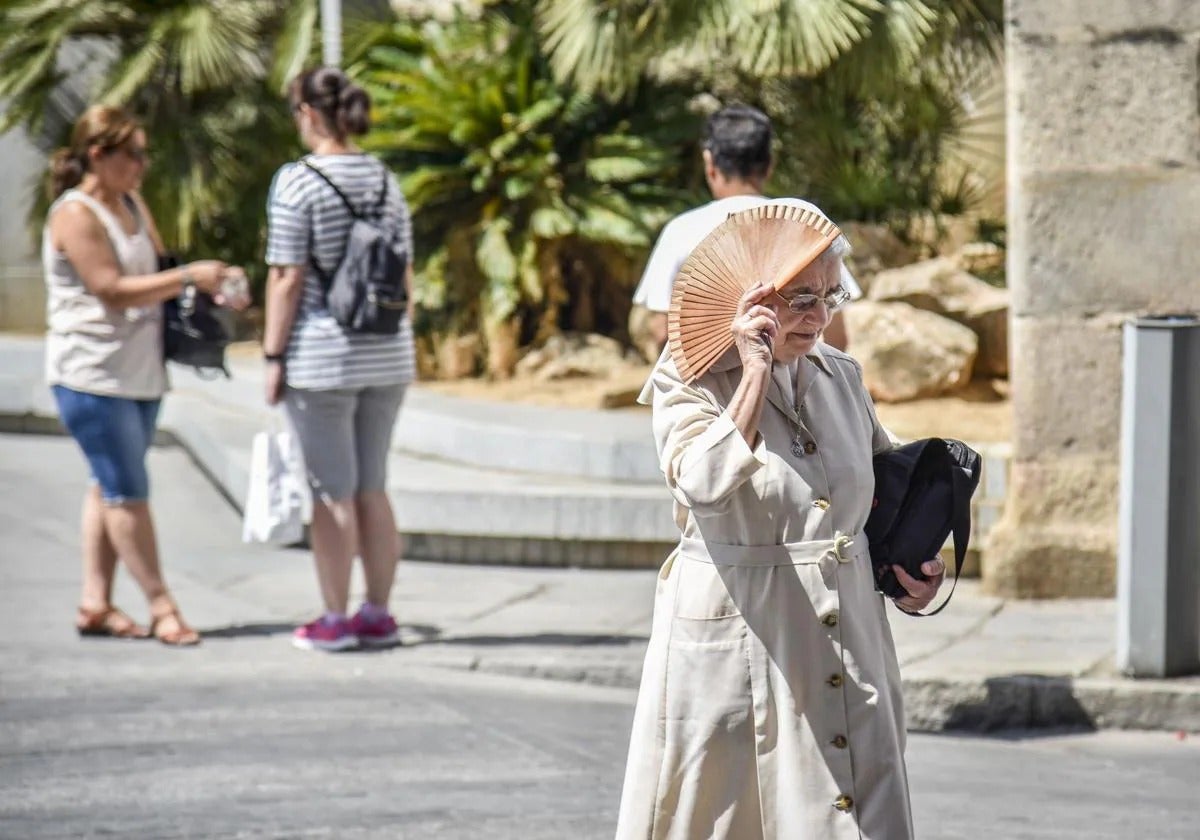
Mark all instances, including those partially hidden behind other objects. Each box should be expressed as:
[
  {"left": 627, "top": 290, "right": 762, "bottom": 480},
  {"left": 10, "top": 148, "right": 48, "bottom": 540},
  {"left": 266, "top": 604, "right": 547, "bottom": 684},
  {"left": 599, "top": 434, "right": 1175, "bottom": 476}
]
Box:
[{"left": 679, "top": 532, "right": 868, "bottom": 567}]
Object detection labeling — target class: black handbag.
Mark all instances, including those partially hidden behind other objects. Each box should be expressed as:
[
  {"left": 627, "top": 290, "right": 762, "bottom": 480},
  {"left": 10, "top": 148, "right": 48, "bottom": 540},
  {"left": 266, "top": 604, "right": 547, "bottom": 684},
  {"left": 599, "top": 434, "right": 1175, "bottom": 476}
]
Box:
[
  {"left": 863, "top": 437, "right": 982, "bottom": 616},
  {"left": 159, "top": 254, "right": 230, "bottom": 378}
]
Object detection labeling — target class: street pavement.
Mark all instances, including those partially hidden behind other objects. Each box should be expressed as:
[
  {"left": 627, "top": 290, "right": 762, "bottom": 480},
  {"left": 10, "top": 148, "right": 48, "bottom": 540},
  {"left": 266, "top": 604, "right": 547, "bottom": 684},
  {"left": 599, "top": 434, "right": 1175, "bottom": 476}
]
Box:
[
  {"left": 2, "top": 432, "right": 1200, "bottom": 839},
  {"left": 3, "top": 333, "right": 1200, "bottom": 735}
]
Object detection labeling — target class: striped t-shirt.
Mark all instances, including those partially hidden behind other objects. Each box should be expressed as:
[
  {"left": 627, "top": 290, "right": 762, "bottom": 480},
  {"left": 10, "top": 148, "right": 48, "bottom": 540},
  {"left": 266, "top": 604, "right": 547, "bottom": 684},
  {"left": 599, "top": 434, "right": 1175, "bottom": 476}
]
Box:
[{"left": 265, "top": 153, "right": 416, "bottom": 390}]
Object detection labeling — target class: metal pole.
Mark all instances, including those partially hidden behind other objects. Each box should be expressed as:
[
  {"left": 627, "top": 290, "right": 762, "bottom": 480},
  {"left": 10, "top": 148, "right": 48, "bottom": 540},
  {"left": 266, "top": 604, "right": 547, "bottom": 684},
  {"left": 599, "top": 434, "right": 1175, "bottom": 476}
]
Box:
[
  {"left": 320, "top": 0, "right": 342, "bottom": 68},
  {"left": 1117, "top": 315, "right": 1200, "bottom": 677}
]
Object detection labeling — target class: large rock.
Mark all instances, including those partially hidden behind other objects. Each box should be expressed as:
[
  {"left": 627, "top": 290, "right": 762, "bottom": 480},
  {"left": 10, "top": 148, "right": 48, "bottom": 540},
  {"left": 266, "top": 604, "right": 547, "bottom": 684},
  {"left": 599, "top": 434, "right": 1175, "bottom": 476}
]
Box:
[
  {"left": 869, "top": 257, "right": 1009, "bottom": 377},
  {"left": 627, "top": 303, "right": 663, "bottom": 364},
  {"left": 516, "top": 332, "right": 634, "bottom": 382},
  {"left": 845, "top": 302, "right": 978, "bottom": 402},
  {"left": 840, "top": 222, "right": 918, "bottom": 294}
]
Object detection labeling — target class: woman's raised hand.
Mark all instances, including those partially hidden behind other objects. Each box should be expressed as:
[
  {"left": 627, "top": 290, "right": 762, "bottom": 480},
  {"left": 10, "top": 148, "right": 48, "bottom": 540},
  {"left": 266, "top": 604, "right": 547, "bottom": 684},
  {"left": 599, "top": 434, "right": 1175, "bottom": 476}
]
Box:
[{"left": 732, "top": 283, "right": 780, "bottom": 371}]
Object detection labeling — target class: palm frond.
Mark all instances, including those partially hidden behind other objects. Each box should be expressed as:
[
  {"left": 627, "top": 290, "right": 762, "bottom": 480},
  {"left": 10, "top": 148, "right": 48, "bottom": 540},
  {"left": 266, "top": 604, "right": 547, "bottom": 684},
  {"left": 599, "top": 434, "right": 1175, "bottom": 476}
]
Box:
[{"left": 271, "top": 0, "right": 319, "bottom": 92}]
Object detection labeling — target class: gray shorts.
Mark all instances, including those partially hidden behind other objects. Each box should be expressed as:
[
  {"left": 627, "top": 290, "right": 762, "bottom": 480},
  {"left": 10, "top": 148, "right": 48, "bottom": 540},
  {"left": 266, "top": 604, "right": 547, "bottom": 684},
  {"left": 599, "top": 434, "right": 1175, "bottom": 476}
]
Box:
[{"left": 283, "top": 383, "right": 406, "bottom": 501}]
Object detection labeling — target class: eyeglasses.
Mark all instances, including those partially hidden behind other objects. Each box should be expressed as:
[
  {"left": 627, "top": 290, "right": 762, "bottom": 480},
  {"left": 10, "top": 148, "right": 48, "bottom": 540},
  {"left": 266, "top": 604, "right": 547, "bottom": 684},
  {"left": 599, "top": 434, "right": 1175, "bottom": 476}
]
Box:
[{"left": 778, "top": 285, "right": 852, "bottom": 313}]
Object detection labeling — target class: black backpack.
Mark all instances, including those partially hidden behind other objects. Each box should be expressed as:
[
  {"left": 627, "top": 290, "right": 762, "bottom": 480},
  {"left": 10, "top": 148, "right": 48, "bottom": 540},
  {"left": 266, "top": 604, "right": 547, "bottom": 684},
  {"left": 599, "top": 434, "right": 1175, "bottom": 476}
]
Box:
[
  {"left": 864, "top": 437, "right": 982, "bottom": 616},
  {"left": 301, "top": 160, "right": 409, "bottom": 335}
]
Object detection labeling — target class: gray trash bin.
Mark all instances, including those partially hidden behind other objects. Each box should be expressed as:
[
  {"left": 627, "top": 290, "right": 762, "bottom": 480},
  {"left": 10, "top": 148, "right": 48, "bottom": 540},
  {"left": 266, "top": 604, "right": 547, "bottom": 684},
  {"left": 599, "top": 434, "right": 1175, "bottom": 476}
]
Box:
[{"left": 1117, "top": 315, "right": 1200, "bottom": 677}]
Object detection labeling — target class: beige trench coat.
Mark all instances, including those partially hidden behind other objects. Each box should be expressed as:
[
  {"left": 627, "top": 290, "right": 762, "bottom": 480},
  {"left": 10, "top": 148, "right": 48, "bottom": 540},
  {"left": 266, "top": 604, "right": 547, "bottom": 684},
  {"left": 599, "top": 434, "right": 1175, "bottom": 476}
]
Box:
[{"left": 615, "top": 344, "right": 912, "bottom": 840}]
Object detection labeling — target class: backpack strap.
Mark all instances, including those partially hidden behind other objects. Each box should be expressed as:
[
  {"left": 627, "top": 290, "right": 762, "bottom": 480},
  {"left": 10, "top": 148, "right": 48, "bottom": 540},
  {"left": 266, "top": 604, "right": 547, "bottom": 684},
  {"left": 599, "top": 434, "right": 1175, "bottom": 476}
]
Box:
[
  {"left": 299, "top": 159, "right": 364, "bottom": 219},
  {"left": 372, "top": 165, "right": 390, "bottom": 215},
  {"left": 298, "top": 159, "right": 362, "bottom": 289}
]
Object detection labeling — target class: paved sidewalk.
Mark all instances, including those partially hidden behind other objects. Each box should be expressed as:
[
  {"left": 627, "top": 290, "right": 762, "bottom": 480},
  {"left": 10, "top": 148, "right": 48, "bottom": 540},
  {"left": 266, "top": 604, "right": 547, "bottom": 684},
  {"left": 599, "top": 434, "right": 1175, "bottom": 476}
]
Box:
[
  {"left": 1, "top": 335, "right": 1198, "bottom": 733},
  {"left": 9, "top": 432, "right": 1200, "bottom": 839}
]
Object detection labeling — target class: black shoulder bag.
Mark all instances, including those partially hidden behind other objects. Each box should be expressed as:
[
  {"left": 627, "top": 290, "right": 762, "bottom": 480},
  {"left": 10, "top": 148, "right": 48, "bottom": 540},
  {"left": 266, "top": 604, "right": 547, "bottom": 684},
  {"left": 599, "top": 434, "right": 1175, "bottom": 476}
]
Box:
[
  {"left": 863, "top": 437, "right": 982, "bottom": 616},
  {"left": 159, "top": 253, "right": 231, "bottom": 378}
]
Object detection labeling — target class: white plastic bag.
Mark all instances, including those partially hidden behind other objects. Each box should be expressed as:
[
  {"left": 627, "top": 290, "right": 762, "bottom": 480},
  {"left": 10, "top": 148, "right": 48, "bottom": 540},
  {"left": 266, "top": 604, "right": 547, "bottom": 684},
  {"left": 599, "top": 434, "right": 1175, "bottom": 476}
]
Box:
[{"left": 242, "top": 429, "right": 312, "bottom": 545}]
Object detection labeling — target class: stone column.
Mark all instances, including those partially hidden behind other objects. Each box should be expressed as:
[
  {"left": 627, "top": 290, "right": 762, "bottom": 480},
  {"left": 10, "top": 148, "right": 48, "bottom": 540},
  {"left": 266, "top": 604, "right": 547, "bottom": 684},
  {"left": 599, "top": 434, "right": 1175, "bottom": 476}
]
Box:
[
  {"left": 985, "top": 1, "right": 1200, "bottom": 596},
  {"left": 0, "top": 125, "right": 45, "bottom": 331}
]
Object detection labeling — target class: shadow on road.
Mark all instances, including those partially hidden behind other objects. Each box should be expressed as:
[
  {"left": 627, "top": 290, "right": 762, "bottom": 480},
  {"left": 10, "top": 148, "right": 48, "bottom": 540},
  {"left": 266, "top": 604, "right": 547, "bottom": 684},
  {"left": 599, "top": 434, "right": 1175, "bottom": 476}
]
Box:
[
  {"left": 198, "top": 621, "right": 297, "bottom": 639},
  {"left": 419, "top": 632, "right": 647, "bottom": 648},
  {"left": 941, "top": 674, "right": 1098, "bottom": 733}
]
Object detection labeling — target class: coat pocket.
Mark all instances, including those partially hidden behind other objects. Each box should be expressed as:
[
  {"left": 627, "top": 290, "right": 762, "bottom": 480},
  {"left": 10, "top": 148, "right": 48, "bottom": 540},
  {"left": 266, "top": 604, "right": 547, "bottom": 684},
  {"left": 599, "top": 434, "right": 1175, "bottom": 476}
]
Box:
[
  {"left": 671, "top": 558, "right": 743, "bottom": 624},
  {"left": 655, "top": 629, "right": 759, "bottom": 839}
]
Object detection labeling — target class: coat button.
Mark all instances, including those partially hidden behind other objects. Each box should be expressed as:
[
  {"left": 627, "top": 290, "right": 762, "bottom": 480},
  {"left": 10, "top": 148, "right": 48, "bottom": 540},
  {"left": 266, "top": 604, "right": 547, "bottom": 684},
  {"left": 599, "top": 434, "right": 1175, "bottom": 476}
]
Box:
[
  {"left": 832, "top": 735, "right": 848, "bottom": 749},
  {"left": 803, "top": 440, "right": 817, "bottom": 455},
  {"left": 821, "top": 612, "right": 839, "bottom": 627},
  {"left": 827, "top": 673, "right": 843, "bottom": 688},
  {"left": 834, "top": 795, "right": 854, "bottom": 812},
  {"left": 812, "top": 498, "right": 830, "bottom": 510}
]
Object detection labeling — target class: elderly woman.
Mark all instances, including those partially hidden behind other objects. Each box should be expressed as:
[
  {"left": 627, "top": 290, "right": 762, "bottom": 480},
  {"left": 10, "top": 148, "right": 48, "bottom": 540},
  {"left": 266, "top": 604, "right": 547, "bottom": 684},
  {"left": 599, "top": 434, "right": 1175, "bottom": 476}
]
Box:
[{"left": 614, "top": 211, "right": 945, "bottom": 839}]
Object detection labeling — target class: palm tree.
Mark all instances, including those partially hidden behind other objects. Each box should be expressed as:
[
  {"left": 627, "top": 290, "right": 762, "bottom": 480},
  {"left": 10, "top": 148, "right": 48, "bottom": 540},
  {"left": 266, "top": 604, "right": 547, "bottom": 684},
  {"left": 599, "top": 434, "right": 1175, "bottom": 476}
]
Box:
[
  {"left": 354, "top": 8, "right": 700, "bottom": 376},
  {"left": 0, "top": 0, "right": 322, "bottom": 287},
  {"left": 535, "top": 0, "right": 1005, "bottom": 236},
  {"left": 535, "top": 0, "right": 1002, "bottom": 98}
]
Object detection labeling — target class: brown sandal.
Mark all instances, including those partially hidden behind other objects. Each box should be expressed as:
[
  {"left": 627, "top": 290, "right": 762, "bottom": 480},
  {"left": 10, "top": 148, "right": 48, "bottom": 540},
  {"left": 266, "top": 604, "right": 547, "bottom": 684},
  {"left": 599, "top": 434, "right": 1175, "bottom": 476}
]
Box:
[
  {"left": 149, "top": 608, "right": 201, "bottom": 647},
  {"left": 76, "top": 605, "right": 150, "bottom": 639}
]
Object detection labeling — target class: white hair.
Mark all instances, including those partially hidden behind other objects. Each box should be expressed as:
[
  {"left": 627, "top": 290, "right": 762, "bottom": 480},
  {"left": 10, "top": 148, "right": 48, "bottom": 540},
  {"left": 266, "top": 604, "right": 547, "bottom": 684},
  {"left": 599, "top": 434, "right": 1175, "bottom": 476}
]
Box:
[
  {"left": 762, "top": 198, "right": 851, "bottom": 264},
  {"left": 828, "top": 233, "right": 851, "bottom": 261},
  {"left": 813, "top": 233, "right": 851, "bottom": 281}
]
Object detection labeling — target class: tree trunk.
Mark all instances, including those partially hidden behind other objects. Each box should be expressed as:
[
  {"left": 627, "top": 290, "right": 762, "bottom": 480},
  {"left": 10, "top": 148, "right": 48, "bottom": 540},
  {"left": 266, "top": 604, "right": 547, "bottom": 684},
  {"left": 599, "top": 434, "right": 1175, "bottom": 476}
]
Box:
[{"left": 484, "top": 318, "right": 521, "bottom": 379}]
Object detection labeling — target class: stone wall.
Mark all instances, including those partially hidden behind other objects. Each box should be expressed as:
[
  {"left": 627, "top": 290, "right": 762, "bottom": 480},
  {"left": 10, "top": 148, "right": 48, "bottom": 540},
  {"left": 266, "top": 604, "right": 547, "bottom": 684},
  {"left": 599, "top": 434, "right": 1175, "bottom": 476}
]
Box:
[
  {"left": 0, "top": 125, "right": 45, "bottom": 331},
  {"left": 985, "top": 1, "right": 1200, "bottom": 596}
]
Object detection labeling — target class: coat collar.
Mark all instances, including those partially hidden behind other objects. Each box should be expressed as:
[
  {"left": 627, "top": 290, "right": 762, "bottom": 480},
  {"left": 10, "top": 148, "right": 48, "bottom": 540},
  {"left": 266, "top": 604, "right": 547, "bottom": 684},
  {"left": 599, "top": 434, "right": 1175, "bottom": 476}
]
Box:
[
  {"left": 706, "top": 344, "right": 833, "bottom": 377},
  {"left": 806, "top": 344, "right": 834, "bottom": 377},
  {"left": 765, "top": 347, "right": 834, "bottom": 421}
]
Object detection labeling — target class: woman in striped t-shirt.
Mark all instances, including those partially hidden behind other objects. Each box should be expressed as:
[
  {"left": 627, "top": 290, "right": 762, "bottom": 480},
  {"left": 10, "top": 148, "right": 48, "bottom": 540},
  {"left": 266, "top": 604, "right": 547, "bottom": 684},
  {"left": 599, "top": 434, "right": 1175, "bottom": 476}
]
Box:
[{"left": 263, "top": 67, "right": 415, "bottom": 652}]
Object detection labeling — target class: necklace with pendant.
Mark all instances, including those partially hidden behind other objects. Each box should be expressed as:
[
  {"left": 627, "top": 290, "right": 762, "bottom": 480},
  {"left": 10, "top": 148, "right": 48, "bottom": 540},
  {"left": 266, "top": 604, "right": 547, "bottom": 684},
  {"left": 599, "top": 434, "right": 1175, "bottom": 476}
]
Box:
[
  {"left": 778, "top": 363, "right": 816, "bottom": 459},
  {"left": 788, "top": 399, "right": 816, "bottom": 459}
]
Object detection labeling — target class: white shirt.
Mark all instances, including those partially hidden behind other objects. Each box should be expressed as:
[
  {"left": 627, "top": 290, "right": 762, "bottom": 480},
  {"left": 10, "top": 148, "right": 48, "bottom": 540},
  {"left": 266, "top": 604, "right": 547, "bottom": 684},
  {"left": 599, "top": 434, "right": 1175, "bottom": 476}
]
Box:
[{"left": 631, "top": 195, "right": 863, "bottom": 313}]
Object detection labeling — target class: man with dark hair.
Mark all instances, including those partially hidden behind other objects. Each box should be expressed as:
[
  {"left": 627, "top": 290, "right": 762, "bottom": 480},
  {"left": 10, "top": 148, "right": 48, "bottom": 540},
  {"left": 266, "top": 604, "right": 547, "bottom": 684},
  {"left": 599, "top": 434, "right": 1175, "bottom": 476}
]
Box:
[{"left": 629, "top": 104, "right": 861, "bottom": 359}]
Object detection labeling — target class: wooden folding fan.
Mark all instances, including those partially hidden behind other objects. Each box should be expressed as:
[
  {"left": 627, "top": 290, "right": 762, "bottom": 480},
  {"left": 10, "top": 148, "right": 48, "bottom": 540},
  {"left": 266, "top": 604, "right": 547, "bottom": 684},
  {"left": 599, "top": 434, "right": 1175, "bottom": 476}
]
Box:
[{"left": 667, "top": 204, "right": 841, "bottom": 383}]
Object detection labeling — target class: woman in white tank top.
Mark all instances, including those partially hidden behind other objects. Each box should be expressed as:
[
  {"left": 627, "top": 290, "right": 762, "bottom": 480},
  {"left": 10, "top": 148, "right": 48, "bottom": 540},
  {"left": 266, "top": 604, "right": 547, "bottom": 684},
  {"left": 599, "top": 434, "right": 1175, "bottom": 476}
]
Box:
[{"left": 44, "top": 104, "right": 247, "bottom": 646}]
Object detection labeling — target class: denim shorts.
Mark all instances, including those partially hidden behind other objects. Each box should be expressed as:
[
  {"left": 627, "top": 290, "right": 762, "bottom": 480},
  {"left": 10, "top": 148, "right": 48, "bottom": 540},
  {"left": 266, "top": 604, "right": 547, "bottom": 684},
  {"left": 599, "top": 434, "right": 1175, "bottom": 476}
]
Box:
[
  {"left": 52, "top": 385, "right": 161, "bottom": 504},
  {"left": 283, "top": 383, "right": 406, "bottom": 501}
]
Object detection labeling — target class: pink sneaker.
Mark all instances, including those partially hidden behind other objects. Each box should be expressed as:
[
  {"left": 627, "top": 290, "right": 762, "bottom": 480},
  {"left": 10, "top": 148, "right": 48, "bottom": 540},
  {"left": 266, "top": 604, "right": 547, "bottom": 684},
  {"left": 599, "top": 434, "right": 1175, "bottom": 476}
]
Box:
[
  {"left": 292, "top": 616, "right": 358, "bottom": 652},
  {"left": 350, "top": 606, "right": 400, "bottom": 649}
]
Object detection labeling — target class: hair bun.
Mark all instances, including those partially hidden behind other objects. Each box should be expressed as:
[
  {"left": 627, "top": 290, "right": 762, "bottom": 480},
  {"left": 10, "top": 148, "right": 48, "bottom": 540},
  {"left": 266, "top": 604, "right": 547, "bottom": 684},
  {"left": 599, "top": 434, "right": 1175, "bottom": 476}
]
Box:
[
  {"left": 48, "top": 147, "right": 85, "bottom": 199},
  {"left": 336, "top": 83, "right": 371, "bottom": 137}
]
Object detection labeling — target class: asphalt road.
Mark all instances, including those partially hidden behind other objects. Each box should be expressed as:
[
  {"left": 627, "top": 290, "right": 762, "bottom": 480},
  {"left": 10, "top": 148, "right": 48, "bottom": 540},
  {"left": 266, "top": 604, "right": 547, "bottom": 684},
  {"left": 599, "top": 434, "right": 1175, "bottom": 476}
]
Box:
[{"left": 2, "top": 432, "right": 1197, "bottom": 839}]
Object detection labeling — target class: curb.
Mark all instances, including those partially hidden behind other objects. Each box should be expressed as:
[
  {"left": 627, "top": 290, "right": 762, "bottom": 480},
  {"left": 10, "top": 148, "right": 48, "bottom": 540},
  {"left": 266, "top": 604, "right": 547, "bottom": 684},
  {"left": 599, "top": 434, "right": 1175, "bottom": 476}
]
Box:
[
  {"left": 406, "top": 653, "right": 1200, "bottom": 734},
  {"left": 903, "top": 674, "right": 1200, "bottom": 733}
]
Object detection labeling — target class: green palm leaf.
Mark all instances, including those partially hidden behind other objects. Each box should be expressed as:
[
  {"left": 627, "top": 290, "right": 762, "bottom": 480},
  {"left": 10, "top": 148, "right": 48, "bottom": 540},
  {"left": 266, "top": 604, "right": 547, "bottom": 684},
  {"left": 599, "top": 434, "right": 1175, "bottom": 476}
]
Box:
[
  {"left": 270, "top": 0, "right": 319, "bottom": 92},
  {"left": 356, "top": 5, "right": 696, "bottom": 372}
]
